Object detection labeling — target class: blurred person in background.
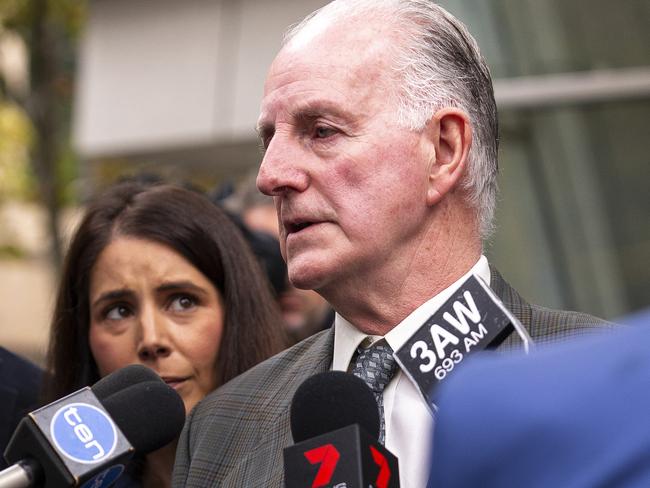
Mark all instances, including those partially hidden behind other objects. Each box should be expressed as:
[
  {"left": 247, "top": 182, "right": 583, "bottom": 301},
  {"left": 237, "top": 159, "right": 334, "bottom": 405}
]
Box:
[
  {"left": 0, "top": 347, "right": 42, "bottom": 469},
  {"left": 42, "top": 180, "right": 286, "bottom": 487},
  {"left": 429, "top": 311, "right": 650, "bottom": 488},
  {"left": 225, "top": 172, "right": 333, "bottom": 343}
]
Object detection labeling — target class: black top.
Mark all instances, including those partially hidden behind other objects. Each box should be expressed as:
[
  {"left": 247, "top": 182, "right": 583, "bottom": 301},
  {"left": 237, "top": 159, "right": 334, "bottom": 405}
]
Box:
[{"left": 0, "top": 347, "right": 42, "bottom": 469}]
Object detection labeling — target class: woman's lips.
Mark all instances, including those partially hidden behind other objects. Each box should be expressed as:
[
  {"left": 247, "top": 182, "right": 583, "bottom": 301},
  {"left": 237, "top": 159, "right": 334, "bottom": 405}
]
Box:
[{"left": 161, "top": 376, "right": 189, "bottom": 390}]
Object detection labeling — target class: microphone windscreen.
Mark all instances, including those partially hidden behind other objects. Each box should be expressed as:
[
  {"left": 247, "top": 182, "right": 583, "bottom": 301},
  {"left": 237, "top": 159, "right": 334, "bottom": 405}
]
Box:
[
  {"left": 290, "top": 371, "right": 380, "bottom": 443},
  {"left": 91, "top": 364, "right": 162, "bottom": 401},
  {"left": 99, "top": 380, "right": 186, "bottom": 454}
]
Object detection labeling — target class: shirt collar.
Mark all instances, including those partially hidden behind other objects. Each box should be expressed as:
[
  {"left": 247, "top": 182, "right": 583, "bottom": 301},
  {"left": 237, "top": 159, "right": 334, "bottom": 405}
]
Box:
[{"left": 332, "top": 256, "right": 490, "bottom": 371}]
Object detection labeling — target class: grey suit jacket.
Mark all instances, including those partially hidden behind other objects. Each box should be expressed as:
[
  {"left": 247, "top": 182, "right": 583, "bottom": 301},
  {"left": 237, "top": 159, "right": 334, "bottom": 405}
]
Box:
[{"left": 173, "top": 269, "right": 611, "bottom": 487}]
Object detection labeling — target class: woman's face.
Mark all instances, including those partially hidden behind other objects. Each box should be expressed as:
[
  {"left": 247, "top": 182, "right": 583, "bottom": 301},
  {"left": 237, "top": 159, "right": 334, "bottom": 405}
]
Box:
[{"left": 88, "top": 236, "right": 224, "bottom": 414}]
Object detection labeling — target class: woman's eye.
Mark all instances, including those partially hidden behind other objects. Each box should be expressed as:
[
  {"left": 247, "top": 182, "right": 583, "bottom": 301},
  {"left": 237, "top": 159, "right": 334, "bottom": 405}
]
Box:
[
  {"left": 170, "top": 295, "right": 197, "bottom": 312},
  {"left": 105, "top": 304, "right": 132, "bottom": 320}
]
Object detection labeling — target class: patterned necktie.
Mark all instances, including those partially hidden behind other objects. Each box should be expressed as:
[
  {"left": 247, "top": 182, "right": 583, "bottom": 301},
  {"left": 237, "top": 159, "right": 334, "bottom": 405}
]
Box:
[{"left": 351, "top": 342, "right": 397, "bottom": 445}]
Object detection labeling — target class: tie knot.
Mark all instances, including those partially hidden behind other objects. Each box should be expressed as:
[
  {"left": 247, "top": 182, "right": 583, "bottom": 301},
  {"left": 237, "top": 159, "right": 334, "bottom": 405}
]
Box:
[{"left": 352, "top": 342, "right": 397, "bottom": 394}]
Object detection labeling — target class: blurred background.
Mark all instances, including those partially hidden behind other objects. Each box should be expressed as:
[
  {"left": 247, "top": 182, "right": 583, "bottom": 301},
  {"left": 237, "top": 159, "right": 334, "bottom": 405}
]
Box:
[{"left": 0, "top": 0, "right": 648, "bottom": 364}]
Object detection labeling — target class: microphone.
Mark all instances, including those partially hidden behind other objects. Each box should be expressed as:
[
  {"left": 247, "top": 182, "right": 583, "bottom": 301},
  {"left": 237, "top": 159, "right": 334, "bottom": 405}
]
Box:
[
  {"left": 284, "top": 371, "right": 400, "bottom": 488},
  {"left": 91, "top": 363, "right": 160, "bottom": 400},
  {"left": 394, "top": 274, "right": 534, "bottom": 411},
  {"left": 1, "top": 365, "right": 185, "bottom": 488}
]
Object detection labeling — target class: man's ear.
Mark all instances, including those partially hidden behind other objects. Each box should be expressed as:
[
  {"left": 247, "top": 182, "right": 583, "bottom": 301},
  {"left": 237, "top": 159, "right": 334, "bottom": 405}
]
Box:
[{"left": 424, "top": 108, "right": 472, "bottom": 206}]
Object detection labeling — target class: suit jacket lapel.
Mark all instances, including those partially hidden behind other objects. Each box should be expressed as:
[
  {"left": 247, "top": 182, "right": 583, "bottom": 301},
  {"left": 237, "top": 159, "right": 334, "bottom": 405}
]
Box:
[
  {"left": 490, "top": 267, "right": 534, "bottom": 350},
  {"left": 223, "top": 327, "right": 336, "bottom": 487}
]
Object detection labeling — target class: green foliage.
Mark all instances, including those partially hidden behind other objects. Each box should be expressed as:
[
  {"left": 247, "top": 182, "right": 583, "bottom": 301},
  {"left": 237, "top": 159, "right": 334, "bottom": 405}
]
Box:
[
  {"left": 0, "top": 1, "right": 22, "bottom": 23},
  {"left": 0, "top": 0, "right": 86, "bottom": 205},
  {"left": 56, "top": 141, "right": 78, "bottom": 205},
  {"left": 49, "top": 0, "right": 86, "bottom": 38},
  {"left": 0, "top": 243, "right": 26, "bottom": 259},
  {"left": 1, "top": 0, "right": 86, "bottom": 38},
  {"left": 0, "top": 100, "right": 36, "bottom": 201}
]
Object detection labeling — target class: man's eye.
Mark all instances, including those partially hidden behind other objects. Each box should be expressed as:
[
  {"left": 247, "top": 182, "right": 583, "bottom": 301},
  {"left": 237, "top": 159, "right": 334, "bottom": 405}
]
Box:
[{"left": 314, "top": 125, "right": 336, "bottom": 139}]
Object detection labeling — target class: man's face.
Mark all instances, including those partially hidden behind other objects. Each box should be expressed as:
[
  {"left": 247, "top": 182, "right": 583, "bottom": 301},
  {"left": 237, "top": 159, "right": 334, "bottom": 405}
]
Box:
[{"left": 256, "top": 19, "right": 433, "bottom": 295}]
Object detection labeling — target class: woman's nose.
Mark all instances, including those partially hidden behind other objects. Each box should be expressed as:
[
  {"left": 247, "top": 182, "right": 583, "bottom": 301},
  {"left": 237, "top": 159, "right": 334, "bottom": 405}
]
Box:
[{"left": 137, "top": 309, "right": 172, "bottom": 361}]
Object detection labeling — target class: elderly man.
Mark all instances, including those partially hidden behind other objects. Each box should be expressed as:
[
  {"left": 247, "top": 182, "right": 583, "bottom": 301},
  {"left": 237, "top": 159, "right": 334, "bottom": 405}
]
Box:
[{"left": 173, "top": 1, "right": 609, "bottom": 486}]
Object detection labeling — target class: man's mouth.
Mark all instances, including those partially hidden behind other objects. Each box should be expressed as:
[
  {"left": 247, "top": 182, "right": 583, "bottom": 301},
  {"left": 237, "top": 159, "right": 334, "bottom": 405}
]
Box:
[{"left": 286, "top": 220, "right": 315, "bottom": 234}]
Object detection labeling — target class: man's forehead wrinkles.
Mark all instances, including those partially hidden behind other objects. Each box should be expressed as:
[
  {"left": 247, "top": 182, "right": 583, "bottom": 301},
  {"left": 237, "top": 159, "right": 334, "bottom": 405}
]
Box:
[
  {"left": 263, "top": 91, "right": 350, "bottom": 120},
  {"left": 274, "top": 58, "right": 367, "bottom": 94},
  {"left": 270, "top": 56, "right": 339, "bottom": 77},
  {"left": 257, "top": 42, "right": 385, "bottom": 136},
  {"left": 290, "top": 97, "right": 352, "bottom": 118}
]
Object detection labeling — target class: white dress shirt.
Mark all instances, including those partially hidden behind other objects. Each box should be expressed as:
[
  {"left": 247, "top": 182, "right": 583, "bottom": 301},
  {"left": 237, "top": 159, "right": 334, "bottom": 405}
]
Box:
[{"left": 331, "top": 256, "right": 491, "bottom": 487}]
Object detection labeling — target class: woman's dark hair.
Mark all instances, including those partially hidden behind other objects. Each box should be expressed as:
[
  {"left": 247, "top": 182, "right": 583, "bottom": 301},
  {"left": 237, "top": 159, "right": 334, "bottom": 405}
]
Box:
[{"left": 43, "top": 180, "right": 286, "bottom": 402}]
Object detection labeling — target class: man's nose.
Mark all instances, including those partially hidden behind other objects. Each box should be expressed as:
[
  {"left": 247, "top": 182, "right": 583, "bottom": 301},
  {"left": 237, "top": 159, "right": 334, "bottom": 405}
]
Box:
[
  {"left": 257, "top": 136, "right": 310, "bottom": 196},
  {"left": 137, "top": 307, "right": 171, "bottom": 362}
]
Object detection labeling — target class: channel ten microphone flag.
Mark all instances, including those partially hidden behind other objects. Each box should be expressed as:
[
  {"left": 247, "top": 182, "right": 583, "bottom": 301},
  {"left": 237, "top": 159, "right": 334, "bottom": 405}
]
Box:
[
  {"left": 1, "top": 365, "right": 185, "bottom": 488},
  {"left": 284, "top": 372, "right": 399, "bottom": 488}
]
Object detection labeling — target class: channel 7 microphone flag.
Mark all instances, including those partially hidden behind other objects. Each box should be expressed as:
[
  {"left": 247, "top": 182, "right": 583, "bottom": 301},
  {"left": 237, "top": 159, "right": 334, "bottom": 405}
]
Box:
[{"left": 284, "top": 371, "right": 399, "bottom": 488}]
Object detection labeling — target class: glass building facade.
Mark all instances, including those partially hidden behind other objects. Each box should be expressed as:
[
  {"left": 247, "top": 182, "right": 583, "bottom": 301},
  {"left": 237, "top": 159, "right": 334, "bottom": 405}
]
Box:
[{"left": 437, "top": 0, "right": 649, "bottom": 319}]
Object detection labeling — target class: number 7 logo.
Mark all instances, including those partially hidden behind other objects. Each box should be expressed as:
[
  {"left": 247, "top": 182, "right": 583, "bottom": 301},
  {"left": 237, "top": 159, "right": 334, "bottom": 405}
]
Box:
[
  {"left": 304, "top": 444, "right": 341, "bottom": 487},
  {"left": 370, "top": 446, "right": 391, "bottom": 488}
]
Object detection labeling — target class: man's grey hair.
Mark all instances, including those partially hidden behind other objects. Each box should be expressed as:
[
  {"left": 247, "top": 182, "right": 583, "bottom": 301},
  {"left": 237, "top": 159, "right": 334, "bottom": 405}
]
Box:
[{"left": 283, "top": 0, "right": 499, "bottom": 239}]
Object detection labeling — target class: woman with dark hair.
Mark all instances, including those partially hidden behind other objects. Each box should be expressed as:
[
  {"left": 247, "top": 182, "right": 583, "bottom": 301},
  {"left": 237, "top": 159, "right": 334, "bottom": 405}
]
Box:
[{"left": 43, "top": 181, "right": 286, "bottom": 487}]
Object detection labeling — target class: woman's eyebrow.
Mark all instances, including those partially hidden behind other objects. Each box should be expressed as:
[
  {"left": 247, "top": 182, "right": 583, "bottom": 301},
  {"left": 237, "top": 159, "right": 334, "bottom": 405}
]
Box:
[
  {"left": 156, "top": 281, "right": 207, "bottom": 295},
  {"left": 91, "top": 289, "right": 134, "bottom": 309}
]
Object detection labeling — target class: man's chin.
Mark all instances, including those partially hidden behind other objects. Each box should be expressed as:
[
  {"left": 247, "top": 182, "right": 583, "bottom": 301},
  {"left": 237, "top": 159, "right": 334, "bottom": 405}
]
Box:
[
  {"left": 287, "top": 264, "right": 331, "bottom": 292},
  {"left": 287, "top": 274, "right": 322, "bottom": 292}
]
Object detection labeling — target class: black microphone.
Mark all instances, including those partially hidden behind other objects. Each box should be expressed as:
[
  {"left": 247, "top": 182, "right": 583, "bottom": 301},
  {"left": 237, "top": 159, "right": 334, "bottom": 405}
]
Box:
[
  {"left": 284, "top": 371, "right": 400, "bottom": 488},
  {"left": 91, "top": 364, "right": 160, "bottom": 400},
  {"left": 0, "top": 365, "right": 185, "bottom": 488},
  {"left": 394, "top": 274, "right": 534, "bottom": 411}
]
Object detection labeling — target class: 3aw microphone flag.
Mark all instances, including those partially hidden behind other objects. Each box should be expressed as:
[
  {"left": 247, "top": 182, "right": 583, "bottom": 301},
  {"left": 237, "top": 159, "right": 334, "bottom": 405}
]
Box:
[{"left": 394, "top": 274, "right": 533, "bottom": 412}]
